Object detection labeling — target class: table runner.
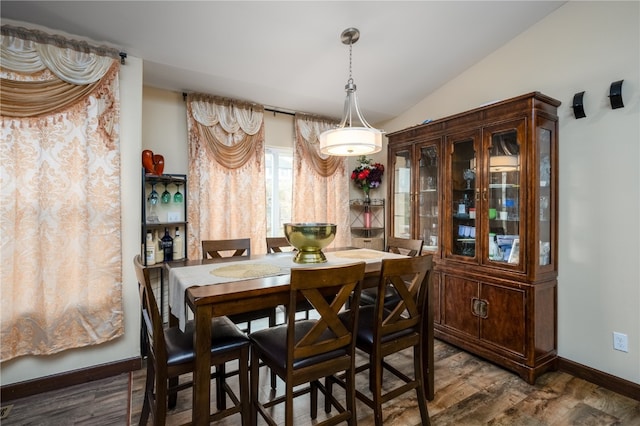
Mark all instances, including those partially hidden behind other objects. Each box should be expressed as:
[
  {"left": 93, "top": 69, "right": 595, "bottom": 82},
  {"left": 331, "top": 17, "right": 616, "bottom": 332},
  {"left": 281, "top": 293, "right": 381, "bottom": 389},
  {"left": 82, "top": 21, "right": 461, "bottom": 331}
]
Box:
[{"left": 169, "top": 249, "right": 407, "bottom": 329}]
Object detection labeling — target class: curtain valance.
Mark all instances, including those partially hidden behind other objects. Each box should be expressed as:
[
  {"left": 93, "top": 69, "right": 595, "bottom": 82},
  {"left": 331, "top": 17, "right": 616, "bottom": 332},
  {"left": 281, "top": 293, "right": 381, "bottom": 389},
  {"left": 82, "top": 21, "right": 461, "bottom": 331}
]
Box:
[
  {"left": 1, "top": 26, "right": 119, "bottom": 119},
  {"left": 187, "top": 93, "right": 265, "bottom": 170},
  {"left": 1, "top": 26, "right": 118, "bottom": 83},
  {"left": 189, "top": 93, "right": 263, "bottom": 135}
]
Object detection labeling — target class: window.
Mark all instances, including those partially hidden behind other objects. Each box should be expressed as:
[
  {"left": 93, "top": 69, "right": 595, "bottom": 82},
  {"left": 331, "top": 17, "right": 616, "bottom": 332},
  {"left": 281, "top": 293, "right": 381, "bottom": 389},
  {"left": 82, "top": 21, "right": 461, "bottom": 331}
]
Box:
[{"left": 265, "top": 147, "right": 293, "bottom": 236}]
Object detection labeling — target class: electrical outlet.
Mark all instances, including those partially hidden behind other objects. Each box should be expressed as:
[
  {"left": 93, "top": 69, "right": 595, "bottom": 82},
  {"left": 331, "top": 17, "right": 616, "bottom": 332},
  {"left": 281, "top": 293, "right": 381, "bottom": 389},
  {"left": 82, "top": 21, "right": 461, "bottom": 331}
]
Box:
[{"left": 613, "top": 332, "right": 628, "bottom": 352}]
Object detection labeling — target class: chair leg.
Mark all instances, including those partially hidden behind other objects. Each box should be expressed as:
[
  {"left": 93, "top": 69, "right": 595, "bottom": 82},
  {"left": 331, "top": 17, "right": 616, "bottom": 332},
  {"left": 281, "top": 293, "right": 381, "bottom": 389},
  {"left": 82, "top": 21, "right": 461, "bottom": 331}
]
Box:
[
  {"left": 324, "top": 375, "right": 333, "bottom": 413},
  {"left": 285, "top": 381, "right": 294, "bottom": 426},
  {"left": 238, "top": 345, "right": 251, "bottom": 426},
  {"left": 155, "top": 375, "right": 168, "bottom": 426},
  {"left": 345, "top": 366, "right": 357, "bottom": 426},
  {"left": 139, "top": 363, "right": 154, "bottom": 425},
  {"left": 371, "top": 355, "right": 384, "bottom": 426},
  {"left": 414, "top": 345, "right": 431, "bottom": 425},
  {"left": 167, "top": 376, "right": 178, "bottom": 409},
  {"left": 269, "top": 311, "right": 278, "bottom": 389},
  {"left": 216, "top": 363, "right": 227, "bottom": 410},
  {"left": 310, "top": 380, "right": 318, "bottom": 419},
  {"left": 250, "top": 348, "right": 260, "bottom": 426}
]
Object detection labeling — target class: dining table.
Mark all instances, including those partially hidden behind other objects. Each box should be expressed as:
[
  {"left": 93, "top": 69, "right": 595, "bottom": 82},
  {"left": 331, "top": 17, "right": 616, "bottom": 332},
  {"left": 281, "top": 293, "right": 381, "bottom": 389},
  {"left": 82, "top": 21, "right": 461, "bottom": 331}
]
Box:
[{"left": 167, "top": 247, "right": 434, "bottom": 425}]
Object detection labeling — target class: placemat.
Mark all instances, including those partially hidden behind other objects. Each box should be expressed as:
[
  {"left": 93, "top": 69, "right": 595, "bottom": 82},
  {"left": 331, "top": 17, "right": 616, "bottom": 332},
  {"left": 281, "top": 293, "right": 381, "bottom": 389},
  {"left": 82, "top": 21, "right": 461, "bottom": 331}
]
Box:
[
  {"left": 210, "top": 263, "right": 285, "bottom": 279},
  {"left": 329, "top": 248, "right": 407, "bottom": 260}
]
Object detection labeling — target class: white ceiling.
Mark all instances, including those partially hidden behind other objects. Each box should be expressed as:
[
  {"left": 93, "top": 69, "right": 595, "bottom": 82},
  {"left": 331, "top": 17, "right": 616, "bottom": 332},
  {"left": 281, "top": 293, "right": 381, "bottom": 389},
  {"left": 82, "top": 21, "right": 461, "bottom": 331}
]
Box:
[{"left": 1, "top": 1, "right": 565, "bottom": 124}]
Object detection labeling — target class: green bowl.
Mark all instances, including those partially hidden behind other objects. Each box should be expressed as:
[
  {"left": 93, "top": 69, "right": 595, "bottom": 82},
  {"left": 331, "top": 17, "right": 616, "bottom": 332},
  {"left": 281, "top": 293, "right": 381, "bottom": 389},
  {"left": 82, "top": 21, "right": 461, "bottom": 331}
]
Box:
[{"left": 283, "top": 223, "right": 337, "bottom": 263}]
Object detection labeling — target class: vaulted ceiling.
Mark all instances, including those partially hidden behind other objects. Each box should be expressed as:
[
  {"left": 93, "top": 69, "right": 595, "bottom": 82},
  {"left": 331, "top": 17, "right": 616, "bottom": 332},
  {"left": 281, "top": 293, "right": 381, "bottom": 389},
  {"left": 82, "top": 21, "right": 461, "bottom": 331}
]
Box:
[{"left": 1, "top": 1, "right": 565, "bottom": 123}]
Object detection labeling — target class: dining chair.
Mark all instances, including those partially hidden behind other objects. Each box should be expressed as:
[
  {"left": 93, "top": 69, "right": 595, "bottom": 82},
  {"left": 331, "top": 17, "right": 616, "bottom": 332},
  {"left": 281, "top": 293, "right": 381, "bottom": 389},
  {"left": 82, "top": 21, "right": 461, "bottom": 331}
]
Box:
[
  {"left": 328, "top": 255, "right": 433, "bottom": 426},
  {"left": 265, "top": 236, "right": 295, "bottom": 253},
  {"left": 266, "top": 236, "right": 314, "bottom": 323},
  {"left": 133, "top": 255, "right": 250, "bottom": 426},
  {"left": 249, "top": 262, "right": 366, "bottom": 426},
  {"left": 203, "top": 238, "right": 281, "bottom": 389},
  {"left": 202, "top": 238, "right": 251, "bottom": 259},
  {"left": 201, "top": 238, "right": 276, "bottom": 333},
  {"left": 359, "top": 237, "right": 424, "bottom": 307}
]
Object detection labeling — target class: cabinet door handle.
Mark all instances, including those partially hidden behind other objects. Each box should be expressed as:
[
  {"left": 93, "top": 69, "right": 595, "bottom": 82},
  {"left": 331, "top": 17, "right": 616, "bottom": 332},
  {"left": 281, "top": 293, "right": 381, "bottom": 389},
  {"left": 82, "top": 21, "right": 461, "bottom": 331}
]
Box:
[
  {"left": 471, "top": 298, "right": 489, "bottom": 318},
  {"left": 475, "top": 188, "right": 480, "bottom": 201},
  {"left": 479, "top": 299, "right": 489, "bottom": 319},
  {"left": 482, "top": 188, "right": 487, "bottom": 201},
  {"left": 471, "top": 298, "right": 481, "bottom": 316}
]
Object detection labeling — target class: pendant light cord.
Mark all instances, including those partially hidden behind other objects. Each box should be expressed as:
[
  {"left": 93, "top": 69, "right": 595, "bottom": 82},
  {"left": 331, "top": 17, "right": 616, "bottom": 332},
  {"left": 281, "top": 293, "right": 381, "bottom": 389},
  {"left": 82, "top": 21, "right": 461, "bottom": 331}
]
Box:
[{"left": 348, "top": 37, "right": 353, "bottom": 84}]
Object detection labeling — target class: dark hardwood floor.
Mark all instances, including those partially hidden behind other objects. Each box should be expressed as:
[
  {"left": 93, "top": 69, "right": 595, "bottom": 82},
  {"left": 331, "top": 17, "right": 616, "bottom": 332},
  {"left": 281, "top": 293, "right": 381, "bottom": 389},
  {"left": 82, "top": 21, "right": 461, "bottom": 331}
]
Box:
[{"left": 2, "top": 338, "right": 639, "bottom": 425}]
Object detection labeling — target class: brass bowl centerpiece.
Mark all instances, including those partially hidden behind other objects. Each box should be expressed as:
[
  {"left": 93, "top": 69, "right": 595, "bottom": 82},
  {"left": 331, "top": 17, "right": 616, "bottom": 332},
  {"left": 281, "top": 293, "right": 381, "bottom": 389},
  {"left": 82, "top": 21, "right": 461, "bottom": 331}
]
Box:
[{"left": 283, "top": 223, "right": 337, "bottom": 264}]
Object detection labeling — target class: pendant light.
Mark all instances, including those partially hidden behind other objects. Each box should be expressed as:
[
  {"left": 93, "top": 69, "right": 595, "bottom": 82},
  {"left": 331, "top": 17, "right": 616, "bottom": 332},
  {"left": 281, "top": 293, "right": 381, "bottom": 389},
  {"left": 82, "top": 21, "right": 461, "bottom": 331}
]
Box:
[{"left": 319, "top": 28, "right": 383, "bottom": 156}]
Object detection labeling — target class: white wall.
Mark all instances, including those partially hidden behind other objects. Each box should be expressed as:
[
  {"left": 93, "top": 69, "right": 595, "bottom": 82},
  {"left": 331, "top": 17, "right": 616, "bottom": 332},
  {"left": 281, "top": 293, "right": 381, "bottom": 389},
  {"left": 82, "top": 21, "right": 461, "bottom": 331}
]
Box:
[
  {"left": 1, "top": 55, "right": 144, "bottom": 385},
  {"left": 381, "top": 1, "right": 640, "bottom": 384},
  {"left": 142, "top": 87, "right": 188, "bottom": 174}
]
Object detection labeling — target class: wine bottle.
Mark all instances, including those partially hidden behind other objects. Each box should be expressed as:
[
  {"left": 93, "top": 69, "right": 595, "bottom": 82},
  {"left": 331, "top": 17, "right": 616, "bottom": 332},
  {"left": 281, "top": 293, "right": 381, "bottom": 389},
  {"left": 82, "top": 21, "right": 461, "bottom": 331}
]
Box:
[
  {"left": 145, "top": 231, "right": 156, "bottom": 265},
  {"left": 161, "top": 227, "right": 173, "bottom": 262},
  {"left": 173, "top": 227, "right": 184, "bottom": 260}
]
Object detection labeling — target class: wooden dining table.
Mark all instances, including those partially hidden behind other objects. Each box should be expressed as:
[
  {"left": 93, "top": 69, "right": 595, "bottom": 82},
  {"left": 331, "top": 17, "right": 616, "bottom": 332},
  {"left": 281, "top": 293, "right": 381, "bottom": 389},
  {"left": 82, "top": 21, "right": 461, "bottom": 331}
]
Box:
[{"left": 166, "top": 248, "right": 434, "bottom": 425}]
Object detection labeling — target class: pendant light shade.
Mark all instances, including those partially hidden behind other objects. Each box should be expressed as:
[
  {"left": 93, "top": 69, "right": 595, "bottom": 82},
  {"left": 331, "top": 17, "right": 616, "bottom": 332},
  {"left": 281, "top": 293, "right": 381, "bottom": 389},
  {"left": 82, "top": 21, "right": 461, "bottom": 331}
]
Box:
[{"left": 319, "top": 28, "right": 383, "bottom": 156}]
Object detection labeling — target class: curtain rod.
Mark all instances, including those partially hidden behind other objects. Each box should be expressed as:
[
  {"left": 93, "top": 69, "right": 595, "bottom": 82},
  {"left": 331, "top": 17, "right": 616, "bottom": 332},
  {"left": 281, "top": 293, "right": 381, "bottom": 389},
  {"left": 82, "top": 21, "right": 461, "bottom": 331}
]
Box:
[
  {"left": 1, "top": 25, "right": 124, "bottom": 60},
  {"left": 265, "top": 107, "right": 295, "bottom": 117},
  {"left": 181, "top": 94, "right": 334, "bottom": 121}
]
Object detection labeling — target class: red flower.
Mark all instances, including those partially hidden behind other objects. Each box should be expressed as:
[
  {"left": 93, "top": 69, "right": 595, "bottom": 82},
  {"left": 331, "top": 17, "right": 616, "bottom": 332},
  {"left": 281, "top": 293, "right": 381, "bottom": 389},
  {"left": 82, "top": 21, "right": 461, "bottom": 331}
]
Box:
[{"left": 350, "top": 156, "right": 385, "bottom": 191}]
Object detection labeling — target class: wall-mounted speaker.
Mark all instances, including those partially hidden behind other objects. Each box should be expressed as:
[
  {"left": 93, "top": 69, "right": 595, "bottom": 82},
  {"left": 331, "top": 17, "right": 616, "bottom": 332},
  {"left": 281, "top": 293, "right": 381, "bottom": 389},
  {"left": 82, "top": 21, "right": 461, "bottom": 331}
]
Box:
[
  {"left": 609, "top": 80, "right": 624, "bottom": 109},
  {"left": 572, "top": 91, "right": 586, "bottom": 119}
]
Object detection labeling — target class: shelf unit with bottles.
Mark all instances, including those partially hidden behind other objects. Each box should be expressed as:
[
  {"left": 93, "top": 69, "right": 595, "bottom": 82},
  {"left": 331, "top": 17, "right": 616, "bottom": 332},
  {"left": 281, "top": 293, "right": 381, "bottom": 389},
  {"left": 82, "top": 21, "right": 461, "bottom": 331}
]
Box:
[
  {"left": 349, "top": 198, "right": 385, "bottom": 250},
  {"left": 141, "top": 170, "right": 188, "bottom": 267},
  {"left": 386, "top": 92, "right": 560, "bottom": 384},
  {"left": 141, "top": 170, "right": 188, "bottom": 322}
]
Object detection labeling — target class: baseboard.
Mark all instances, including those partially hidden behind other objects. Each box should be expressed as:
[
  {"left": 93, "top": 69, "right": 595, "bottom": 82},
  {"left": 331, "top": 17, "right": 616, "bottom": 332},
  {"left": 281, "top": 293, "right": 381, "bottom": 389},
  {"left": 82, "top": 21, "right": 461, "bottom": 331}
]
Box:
[
  {"left": 558, "top": 357, "right": 640, "bottom": 402},
  {"left": 3, "top": 355, "right": 637, "bottom": 403},
  {"left": 0, "top": 357, "right": 141, "bottom": 402}
]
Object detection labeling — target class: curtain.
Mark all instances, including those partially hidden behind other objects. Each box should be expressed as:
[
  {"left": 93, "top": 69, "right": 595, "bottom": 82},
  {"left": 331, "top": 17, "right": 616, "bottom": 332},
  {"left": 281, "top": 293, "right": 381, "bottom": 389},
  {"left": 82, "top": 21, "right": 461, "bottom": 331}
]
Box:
[
  {"left": 0, "top": 27, "right": 123, "bottom": 362},
  {"left": 293, "top": 114, "right": 351, "bottom": 248},
  {"left": 186, "top": 93, "right": 267, "bottom": 257}
]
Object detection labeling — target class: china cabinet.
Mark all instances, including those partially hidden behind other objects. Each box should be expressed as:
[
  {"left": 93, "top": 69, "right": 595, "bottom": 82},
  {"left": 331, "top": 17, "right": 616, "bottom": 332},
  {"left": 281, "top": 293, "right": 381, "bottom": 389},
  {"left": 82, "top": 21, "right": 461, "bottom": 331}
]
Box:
[
  {"left": 386, "top": 92, "right": 560, "bottom": 383},
  {"left": 349, "top": 199, "right": 385, "bottom": 250}
]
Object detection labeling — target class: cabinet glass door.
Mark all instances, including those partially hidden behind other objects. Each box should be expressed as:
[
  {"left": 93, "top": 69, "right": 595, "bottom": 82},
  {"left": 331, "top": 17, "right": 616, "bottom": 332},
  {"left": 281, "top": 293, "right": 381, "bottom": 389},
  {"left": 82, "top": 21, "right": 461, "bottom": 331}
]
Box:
[
  {"left": 419, "top": 144, "right": 439, "bottom": 252},
  {"left": 392, "top": 148, "right": 412, "bottom": 239},
  {"left": 486, "top": 128, "right": 521, "bottom": 266},
  {"left": 538, "top": 125, "right": 553, "bottom": 268},
  {"left": 450, "top": 137, "right": 477, "bottom": 258}
]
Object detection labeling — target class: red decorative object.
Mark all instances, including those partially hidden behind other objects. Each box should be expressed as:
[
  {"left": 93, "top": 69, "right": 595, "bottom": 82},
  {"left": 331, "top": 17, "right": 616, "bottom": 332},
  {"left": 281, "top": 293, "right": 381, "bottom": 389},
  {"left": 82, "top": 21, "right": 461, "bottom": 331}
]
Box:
[
  {"left": 142, "top": 150, "right": 165, "bottom": 175},
  {"left": 153, "top": 154, "right": 164, "bottom": 176},
  {"left": 142, "top": 150, "right": 154, "bottom": 174}
]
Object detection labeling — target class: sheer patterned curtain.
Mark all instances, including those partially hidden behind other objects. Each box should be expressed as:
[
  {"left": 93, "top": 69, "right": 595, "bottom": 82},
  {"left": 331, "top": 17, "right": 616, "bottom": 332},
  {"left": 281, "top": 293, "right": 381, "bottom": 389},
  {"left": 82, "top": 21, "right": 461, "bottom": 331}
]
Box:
[
  {"left": 0, "top": 26, "right": 123, "bottom": 362},
  {"left": 293, "top": 114, "right": 351, "bottom": 248},
  {"left": 186, "top": 93, "right": 267, "bottom": 257}
]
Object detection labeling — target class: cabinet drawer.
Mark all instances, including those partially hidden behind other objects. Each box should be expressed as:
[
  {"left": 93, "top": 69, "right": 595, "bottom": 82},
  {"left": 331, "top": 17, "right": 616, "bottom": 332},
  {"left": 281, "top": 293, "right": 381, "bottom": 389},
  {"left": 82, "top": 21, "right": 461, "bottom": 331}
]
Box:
[{"left": 352, "top": 237, "right": 384, "bottom": 251}]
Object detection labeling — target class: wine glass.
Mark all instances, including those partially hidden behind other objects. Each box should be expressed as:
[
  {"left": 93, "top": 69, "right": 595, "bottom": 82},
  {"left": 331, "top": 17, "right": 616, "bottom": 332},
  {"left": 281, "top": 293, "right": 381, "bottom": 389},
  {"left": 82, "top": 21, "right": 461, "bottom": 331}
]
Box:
[
  {"left": 147, "top": 183, "right": 160, "bottom": 223},
  {"left": 148, "top": 183, "right": 159, "bottom": 205},
  {"left": 174, "top": 183, "right": 183, "bottom": 203},
  {"left": 161, "top": 183, "right": 171, "bottom": 204}
]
